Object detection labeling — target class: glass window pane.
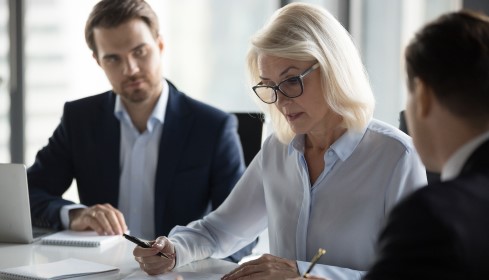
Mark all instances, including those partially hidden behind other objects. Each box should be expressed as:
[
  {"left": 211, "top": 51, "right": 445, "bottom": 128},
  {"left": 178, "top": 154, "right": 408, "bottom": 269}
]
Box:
[
  {"left": 151, "top": 0, "right": 276, "bottom": 112},
  {"left": 351, "top": 0, "right": 460, "bottom": 126},
  {"left": 24, "top": 0, "right": 107, "bottom": 166},
  {"left": 24, "top": 0, "right": 277, "bottom": 166},
  {"left": 0, "top": 0, "right": 9, "bottom": 162},
  {"left": 23, "top": 0, "right": 278, "bottom": 201}
]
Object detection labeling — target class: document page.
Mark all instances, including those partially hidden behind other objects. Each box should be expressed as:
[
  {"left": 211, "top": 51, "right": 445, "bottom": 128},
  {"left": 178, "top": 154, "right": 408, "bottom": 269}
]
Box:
[
  {"left": 123, "top": 271, "right": 224, "bottom": 280},
  {"left": 0, "top": 258, "right": 119, "bottom": 279}
]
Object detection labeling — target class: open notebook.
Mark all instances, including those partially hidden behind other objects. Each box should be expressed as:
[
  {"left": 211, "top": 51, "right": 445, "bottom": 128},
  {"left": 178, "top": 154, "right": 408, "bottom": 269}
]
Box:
[
  {"left": 41, "top": 230, "right": 122, "bottom": 247},
  {"left": 0, "top": 258, "right": 119, "bottom": 280}
]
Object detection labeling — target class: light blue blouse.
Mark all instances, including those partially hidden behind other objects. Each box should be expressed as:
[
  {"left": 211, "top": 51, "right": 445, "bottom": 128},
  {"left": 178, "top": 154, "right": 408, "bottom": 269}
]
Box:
[{"left": 169, "top": 119, "right": 427, "bottom": 279}]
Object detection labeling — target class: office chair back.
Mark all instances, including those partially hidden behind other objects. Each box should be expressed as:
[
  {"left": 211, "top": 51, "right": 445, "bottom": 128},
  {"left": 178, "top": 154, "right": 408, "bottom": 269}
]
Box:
[{"left": 234, "top": 112, "right": 264, "bottom": 166}]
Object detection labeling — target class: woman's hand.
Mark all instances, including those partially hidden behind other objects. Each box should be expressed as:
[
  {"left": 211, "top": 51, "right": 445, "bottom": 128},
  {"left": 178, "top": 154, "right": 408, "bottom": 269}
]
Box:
[
  {"left": 133, "top": 236, "right": 176, "bottom": 275},
  {"left": 222, "top": 254, "right": 299, "bottom": 280}
]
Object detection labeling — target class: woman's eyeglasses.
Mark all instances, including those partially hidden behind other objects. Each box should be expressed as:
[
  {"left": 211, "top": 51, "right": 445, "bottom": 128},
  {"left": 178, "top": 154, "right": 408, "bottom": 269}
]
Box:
[{"left": 252, "top": 62, "right": 319, "bottom": 104}]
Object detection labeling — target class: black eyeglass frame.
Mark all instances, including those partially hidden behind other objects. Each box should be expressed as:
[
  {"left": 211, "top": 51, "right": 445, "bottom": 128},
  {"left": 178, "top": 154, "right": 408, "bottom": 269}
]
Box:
[{"left": 252, "top": 62, "right": 320, "bottom": 104}]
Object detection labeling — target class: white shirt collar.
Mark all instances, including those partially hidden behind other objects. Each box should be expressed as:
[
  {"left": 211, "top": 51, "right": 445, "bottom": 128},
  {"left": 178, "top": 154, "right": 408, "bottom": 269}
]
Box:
[
  {"left": 114, "top": 80, "right": 169, "bottom": 132},
  {"left": 441, "top": 130, "right": 489, "bottom": 181}
]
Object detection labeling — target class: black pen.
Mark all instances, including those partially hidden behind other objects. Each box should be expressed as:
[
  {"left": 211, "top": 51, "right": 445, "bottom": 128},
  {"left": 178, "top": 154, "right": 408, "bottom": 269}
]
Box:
[
  {"left": 123, "top": 233, "right": 174, "bottom": 260},
  {"left": 303, "top": 248, "right": 326, "bottom": 278}
]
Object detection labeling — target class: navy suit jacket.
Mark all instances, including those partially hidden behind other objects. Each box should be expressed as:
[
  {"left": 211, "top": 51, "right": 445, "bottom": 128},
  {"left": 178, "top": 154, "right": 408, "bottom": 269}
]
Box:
[
  {"left": 365, "top": 139, "right": 489, "bottom": 279},
  {"left": 27, "top": 81, "right": 246, "bottom": 241}
]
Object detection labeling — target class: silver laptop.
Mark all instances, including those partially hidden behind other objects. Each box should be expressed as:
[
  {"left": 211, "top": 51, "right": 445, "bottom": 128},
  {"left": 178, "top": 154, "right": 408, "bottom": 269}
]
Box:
[{"left": 0, "top": 163, "right": 53, "bottom": 243}]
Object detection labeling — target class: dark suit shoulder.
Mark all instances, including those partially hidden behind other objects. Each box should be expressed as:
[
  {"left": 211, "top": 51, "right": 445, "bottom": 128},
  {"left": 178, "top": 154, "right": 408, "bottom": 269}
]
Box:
[
  {"left": 60, "top": 91, "right": 116, "bottom": 127},
  {"left": 392, "top": 173, "right": 489, "bottom": 241},
  {"left": 366, "top": 185, "right": 461, "bottom": 279},
  {"left": 403, "top": 172, "right": 489, "bottom": 219},
  {"left": 64, "top": 91, "right": 115, "bottom": 111},
  {"left": 366, "top": 172, "right": 489, "bottom": 279}
]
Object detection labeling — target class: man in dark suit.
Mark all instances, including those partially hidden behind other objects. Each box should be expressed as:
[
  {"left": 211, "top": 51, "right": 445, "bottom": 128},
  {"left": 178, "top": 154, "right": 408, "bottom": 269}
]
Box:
[
  {"left": 364, "top": 10, "right": 489, "bottom": 279},
  {"left": 27, "top": 0, "right": 252, "bottom": 262}
]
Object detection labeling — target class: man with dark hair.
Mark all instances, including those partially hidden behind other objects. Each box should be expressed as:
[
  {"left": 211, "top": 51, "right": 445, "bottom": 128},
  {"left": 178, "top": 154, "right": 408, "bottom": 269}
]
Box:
[
  {"left": 27, "top": 0, "right": 253, "bottom": 262},
  {"left": 364, "top": 10, "right": 489, "bottom": 279}
]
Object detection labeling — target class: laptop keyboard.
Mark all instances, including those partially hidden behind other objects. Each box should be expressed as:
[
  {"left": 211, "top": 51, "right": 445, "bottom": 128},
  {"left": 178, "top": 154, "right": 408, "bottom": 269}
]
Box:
[{"left": 33, "top": 227, "right": 55, "bottom": 238}]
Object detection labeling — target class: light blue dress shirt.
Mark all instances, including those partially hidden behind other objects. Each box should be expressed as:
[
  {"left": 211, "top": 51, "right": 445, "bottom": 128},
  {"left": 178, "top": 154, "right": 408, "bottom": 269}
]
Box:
[
  {"left": 168, "top": 119, "right": 427, "bottom": 279},
  {"left": 115, "top": 81, "right": 168, "bottom": 239},
  {"left": 60, "top": 81, "right": 169, "bottom": 240}
]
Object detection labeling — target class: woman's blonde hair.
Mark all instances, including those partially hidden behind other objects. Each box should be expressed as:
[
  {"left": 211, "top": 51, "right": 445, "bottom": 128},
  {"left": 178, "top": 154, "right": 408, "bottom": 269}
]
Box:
[{"left": 247, "top": 2, "right": 375, "bottom": 144}]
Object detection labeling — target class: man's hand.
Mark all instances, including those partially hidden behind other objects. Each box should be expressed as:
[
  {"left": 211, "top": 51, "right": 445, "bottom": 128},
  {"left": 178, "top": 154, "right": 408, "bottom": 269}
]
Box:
[
  {"left": 134, "top": 236, "right": 176, "bottom": 275},
  {"left": 222, "top": 254, "right": 299, "bottom": 280},
  {"left": 69, "top": 203, "right": 127, "bottom": 235}
]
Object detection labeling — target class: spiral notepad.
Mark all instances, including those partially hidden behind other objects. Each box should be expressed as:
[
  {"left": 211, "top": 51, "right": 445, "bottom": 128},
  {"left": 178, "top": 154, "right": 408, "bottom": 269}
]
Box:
[
  {"left": 0, "top": 258, "right": 118, "bottom": 280},
  {"left": 41, "top": 230, "right": 121, "bottom": 247}
]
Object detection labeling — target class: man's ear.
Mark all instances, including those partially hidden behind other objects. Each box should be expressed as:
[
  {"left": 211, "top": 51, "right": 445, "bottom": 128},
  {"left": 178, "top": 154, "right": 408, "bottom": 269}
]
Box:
[
  {"left": 157, "top": 35, "right": 164, "bottom": 53},
  {"left": 93, "top": 52, "right": 101, "bottom": 66},
  {"left": 413, "top": 77, "right": 433, "bottom": 119}
]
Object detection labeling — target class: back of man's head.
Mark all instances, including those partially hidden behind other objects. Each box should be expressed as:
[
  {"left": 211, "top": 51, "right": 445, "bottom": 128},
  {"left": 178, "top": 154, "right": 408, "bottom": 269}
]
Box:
[{"left": 405, "top": 10, "right": 489, "bottom": 127}]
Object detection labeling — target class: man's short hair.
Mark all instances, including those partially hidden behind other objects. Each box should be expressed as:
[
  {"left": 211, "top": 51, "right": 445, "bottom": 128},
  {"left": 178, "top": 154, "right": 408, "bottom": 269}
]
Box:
[
  {"left": 85, "top": 0, "right": 159, "bottom": 56},
  {"left": 405, "top": 10, "right": 489, "bottom": 123}
]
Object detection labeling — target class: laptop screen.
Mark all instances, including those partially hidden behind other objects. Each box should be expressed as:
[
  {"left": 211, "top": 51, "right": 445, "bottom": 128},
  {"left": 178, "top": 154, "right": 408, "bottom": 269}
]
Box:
[{"left": 0, "top": 163, "right": 37, "bottom": 243}]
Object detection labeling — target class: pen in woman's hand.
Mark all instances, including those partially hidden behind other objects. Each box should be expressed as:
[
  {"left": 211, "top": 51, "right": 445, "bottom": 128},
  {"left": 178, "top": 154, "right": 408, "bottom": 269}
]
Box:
[
  {"left": 123, "top": 233, "right": 174, "bottom": 260},
  {"left": 303, "top": 248, "right": 326, "bottom": 278}
]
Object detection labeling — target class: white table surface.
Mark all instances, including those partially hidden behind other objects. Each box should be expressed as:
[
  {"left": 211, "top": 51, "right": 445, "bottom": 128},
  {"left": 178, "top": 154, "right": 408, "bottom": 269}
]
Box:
[{"left": 0, "top": 237, "right": 238, "bottom": 279}]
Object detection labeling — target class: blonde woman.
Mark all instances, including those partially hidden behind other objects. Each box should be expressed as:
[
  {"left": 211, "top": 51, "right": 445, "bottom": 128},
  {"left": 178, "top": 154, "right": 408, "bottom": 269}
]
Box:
[{"left": 133, "top": 3, "right": 426, "bottom": 279}]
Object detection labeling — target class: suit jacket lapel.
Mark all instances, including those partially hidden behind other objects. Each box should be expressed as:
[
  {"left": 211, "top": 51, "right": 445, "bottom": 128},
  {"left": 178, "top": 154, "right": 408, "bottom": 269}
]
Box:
[
  {"left": 154, "top": 83, "right": 193, "bottom": 234},
  {"left": 95, "top": 92, "right": 120, "bottom": 206}
]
